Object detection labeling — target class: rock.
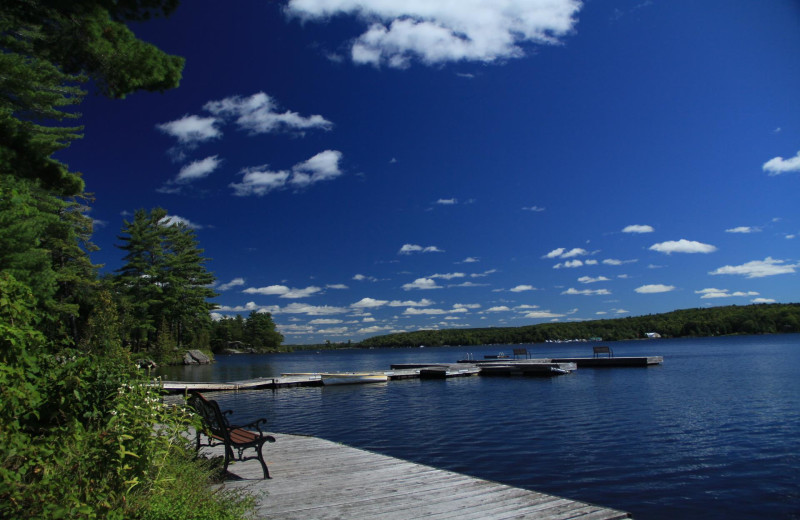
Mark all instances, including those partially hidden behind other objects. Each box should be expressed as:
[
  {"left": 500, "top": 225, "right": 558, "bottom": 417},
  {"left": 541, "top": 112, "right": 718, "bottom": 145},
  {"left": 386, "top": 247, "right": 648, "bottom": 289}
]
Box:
[
  {"left": 135, "top": 358, "right": 157, "bottom": 369},
  {"left": 183, "top": 349, "right": 212, "bottom": 365}
]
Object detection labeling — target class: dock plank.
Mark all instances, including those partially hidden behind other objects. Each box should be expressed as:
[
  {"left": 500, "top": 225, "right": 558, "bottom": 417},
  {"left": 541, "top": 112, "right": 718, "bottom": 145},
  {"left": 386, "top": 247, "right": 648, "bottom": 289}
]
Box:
[{"left": 202, "top": 433, "right": 631, "bottom": 519}]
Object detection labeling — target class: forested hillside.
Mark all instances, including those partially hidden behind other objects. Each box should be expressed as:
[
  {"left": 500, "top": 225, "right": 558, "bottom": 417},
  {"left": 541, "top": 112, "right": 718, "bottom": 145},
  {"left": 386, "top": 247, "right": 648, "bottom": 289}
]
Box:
[{"left": 357, "top": 304, "right": 800, "bottom": 348}]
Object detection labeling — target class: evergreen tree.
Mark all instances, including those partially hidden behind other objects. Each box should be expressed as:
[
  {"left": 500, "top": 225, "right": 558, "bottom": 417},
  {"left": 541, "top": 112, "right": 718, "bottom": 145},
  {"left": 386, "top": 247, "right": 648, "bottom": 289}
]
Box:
[
  {"left": 161, "top": 217, "right": 216, "bottom": 346},
  {"left": 1, "top": 0, "right": 184, "bottom": 344},
  {"left": 115, "top": 208, "right": 165, "bottom": 350},
  {"left": 243, "top": 310, "right": 283, "bottom": 351},
  {"left": 115, "top": 208, "right": 216, "bottom": 351}
]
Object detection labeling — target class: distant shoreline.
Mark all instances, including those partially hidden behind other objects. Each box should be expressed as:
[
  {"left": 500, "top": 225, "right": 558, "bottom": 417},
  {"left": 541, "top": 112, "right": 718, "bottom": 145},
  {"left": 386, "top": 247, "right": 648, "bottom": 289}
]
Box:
[{"left": 275, "top": 303, "right": 800, "bottom": 350}]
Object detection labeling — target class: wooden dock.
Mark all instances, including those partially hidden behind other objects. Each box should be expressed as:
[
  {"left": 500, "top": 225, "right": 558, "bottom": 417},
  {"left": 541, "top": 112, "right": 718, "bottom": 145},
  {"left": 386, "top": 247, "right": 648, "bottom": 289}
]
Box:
[
  {"left": 205, "top": 433, "right": 632, "bottom": 519},
  {"left": 550, "top": 357, "right": 663, "bottom": 368},
  {"left": 161, "top": 356, "right": 661, "bottom": 392}
]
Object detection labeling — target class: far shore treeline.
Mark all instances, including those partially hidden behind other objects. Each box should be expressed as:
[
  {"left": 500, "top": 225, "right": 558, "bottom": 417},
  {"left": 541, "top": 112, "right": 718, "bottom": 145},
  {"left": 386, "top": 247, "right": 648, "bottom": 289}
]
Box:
[{"left": 284, "top": 303, "right": 800, "bottom": 350}]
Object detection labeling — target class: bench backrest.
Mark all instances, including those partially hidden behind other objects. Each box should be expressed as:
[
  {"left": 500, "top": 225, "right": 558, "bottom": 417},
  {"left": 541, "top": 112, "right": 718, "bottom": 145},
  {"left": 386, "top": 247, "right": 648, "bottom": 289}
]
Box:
[
  {"left": 593, "top": 346, "right": 611, "bottom": 354},
  {"left": 188, "top": 392, "right": 230, "bottom": 437},
  {"left": 513, "top": 348, "right": 528, "bottom": 356}
]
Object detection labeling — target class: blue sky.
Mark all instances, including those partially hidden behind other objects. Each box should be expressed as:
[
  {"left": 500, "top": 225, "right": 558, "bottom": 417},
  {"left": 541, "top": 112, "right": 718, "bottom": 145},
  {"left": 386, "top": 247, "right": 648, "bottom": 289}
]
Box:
[{"left": 64, "top": 0, "right": 800, "bottom": 343}]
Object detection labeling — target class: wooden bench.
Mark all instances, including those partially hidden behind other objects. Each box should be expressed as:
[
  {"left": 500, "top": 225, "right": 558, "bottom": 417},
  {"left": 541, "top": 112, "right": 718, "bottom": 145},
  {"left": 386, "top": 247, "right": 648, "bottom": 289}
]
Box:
[
  {"left": 187, "top": 392, "right": 276, "bottom": 479},
  {"left": 593, "top": 346, "right": 613, "bottom": 358},
  {"left": 513, "top": 348, "right": 531, "bottom": 359}
]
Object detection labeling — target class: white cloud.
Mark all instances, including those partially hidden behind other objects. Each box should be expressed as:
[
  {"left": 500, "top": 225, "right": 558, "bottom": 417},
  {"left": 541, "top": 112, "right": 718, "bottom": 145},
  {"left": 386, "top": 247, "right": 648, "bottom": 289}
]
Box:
[
  {"left": 309, "top": 318, "right": 343, "bottom": 325},
  {"left": 357, "top": 325, "right": 393, "bottom": 334},
  {"left": 402, "top": 277, "right": 443, "bottom": 290},
  {"left": 471, "top": 269, "right": 497, "bottom": 278},
  {"left": 561, "top": 248, "right": 588, "bottom": 258},
  {"left": 351, "top": 297, "right": 389, "bottom": 308},
  {"left": 398, "top": 244, "right": 444, "bottom": 254},
  {"left": 461, "top": 257, "right": 479, "bottom": 263},
  {"left": 176, "top": 155, "right": 221, "bottom": 183},
  {"left": 160, "top": 215, "right": 202, "bottom": 229},
  {"left": 156, "top": 115, "right": 221, "bottom": 144},
  {"left": 436, "top": 198, "right": 457, "bottom": 205},
  {"left": 230, "top": 166, "right": 290, "bottom": 196},
  {"left": 522, "top": 206, "right": 545, "bottom": 212},
  {"left": 289, "top": 150, "right": 344, "bottom": 188},
  {"left": 317, "top": 326, "right": 349, "bottom": 335},
  {"left": 204, "top": 92, "right": 332, "bottom": 134},
  {"left": 649, "top": 239, "right": 717, "bottom": 254},
  {"left": 524, "top": 310, "right": 565, "bottom": 319},
  {"left": 388, "top": 298, "right": 435, "bottom": 307},
  {"left": 218, "top": 277, "right": 245, "bottom": 291},
  {"left": 428, "top": 272, "right": 465, "bottom": 280},
  {"left": 635, "top": 284, "right": 676, "bottom": 294},
  {"left": 280, "top": 303, "right": 349, "bottom": 315},
  {"left": 216, "top": 301, "right": 265, "bottom": 313},
  {"left": 545, "top": 247, "right": 587, "bottom": 259},
  {"left": 453, "top": 303, "right": 481, "bottom": 310},
  {"left": 544, "top": 248, "right": 565, "bottom": 259},
  {"left": 578, "top": 276, "right": 610, "bottom": 284},
  {"left": 695, "top": 288, "right": 759, "bottom": 299},
  {"left": 230, "top": 150, "right": 344, "bottom": 196},
  {"left": 725, "top": 226, "right": 761, "bottom": 234},
  {"left": 553, "top": 259, "right": 583, "bottom": 269},
  {"left": 326, "top": 284, "right": 349, "bottom": 290},
  {"left": 353, "top": 274, "right": 378, "bottom": 282},
  {"left": 509, "top": 284, "right": 536, "bottom": 292},
  {"left": 287, "top": 0, "right": 582, "bottom": 68},
  {"left": 243, "top": 285, "right": 322, "bottom": 299},
  {"left": 487, "top": 306, "right": 511, "bottom": 312},
  {"left": 403, "top": 306, "right": 468, "bottom": 315},
  {"left": 763, "top": 150, "right": 800, "bottom": 175},
  {"left": 751, "top": 298, "right": 776, "bottom": 304},
  {"left": 562, "top": 288, "right": 611, "bottom": 296},
  {"left": 450, "top": 281, "right": 490, "bottom": 288},
  {"left": 622, "top": 224, "right": 654, "bottom": 233},
  {"left": 709, "top": 257, "right": 798, "bottom": 278}
]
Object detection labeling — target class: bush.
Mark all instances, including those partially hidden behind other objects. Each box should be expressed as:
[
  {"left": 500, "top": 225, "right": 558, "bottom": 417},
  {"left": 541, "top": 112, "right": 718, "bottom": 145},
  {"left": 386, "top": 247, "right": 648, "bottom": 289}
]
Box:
[{"left": 0, "top": 273, "right": 255, "bottom": 519}]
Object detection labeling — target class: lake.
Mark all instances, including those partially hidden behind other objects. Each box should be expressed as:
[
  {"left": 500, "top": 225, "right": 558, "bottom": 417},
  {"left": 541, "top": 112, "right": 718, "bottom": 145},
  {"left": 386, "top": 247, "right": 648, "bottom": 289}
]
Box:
[{"left": 159, "top": 334, "right": 800, "bottom": 519}]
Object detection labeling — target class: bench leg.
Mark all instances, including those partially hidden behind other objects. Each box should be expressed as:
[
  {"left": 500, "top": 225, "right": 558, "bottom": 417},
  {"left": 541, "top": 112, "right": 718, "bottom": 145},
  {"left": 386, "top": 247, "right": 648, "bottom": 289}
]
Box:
[
  {"left": 256, "top": 444, "right": 271, "bottom": 479},
  {"left": 223, "top": 445, "right": 234, "bottom": 474}
]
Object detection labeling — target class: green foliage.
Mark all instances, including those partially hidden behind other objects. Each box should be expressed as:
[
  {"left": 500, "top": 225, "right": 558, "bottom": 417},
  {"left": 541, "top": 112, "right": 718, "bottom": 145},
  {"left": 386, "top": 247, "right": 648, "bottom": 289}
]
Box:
[
  {"left": 1, "top": 3, "right": 252, "bottom": 518},
  {"left": 211, "top": 311, "right": 284, "bottom": 353},
  {"left": 357, "top": 303, "right": 800, "bottom": 348},
  {"left": 127, "top": 450, "right": 255, "bottom": 520},
  {"left": 244, "top": 311, "right": 284, "bottom": 351},
  {"left": 0, "top": 350, "right": 247, "bottom": 519},
  {"left": 115, "top": 208, "right": 217, "bottom": 351}
]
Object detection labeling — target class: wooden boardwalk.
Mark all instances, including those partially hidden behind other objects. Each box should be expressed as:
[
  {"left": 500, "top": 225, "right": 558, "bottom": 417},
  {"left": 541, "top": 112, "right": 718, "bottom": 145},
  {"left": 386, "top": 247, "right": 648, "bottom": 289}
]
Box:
[{"left": 205, "top": 433, "right": 632, "bottom": 519}]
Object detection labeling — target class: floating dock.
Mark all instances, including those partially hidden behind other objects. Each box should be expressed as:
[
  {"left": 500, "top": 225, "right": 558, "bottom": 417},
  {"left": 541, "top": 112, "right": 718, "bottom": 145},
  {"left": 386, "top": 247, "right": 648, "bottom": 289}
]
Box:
[
  {"left": 161, "top": 356, "right": 661, "bottom": 393},
  {"left": 206, "top": 432, "right": 632, "bottom": 519},
  {"left": 550, "top": 356, "right": 663, "bottom": 367}
]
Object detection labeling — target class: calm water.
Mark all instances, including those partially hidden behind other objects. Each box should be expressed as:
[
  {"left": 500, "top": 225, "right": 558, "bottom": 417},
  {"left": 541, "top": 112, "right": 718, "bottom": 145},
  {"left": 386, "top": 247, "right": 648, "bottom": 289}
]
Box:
[{"left": 160, "top": 335, "right": 800, "bottom": 519}]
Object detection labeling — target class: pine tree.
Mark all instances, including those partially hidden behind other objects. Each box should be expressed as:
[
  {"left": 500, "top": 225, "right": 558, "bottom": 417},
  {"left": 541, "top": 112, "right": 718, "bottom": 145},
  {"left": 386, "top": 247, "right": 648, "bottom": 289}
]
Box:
[
  {"left": 115, "top": 208, "right": 165, "bottom": 350},
  {"left": 115, "top": 208, "right": 216, "bottom": 351},
  {"left": 160, "top": 218, "right": 216, "bottom": 346},
  {"left": 243, "top": 311, "right": 283, "bottom": 351}
]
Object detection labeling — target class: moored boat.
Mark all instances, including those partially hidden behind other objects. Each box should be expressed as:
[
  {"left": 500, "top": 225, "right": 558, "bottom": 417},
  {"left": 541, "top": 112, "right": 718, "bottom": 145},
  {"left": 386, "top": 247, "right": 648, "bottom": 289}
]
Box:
[
  {"left": 320, "top": 372, "right": 389, "bottom": 385},
  {"left": 484, "top": 352, "right": 509, "bottom": 359}
]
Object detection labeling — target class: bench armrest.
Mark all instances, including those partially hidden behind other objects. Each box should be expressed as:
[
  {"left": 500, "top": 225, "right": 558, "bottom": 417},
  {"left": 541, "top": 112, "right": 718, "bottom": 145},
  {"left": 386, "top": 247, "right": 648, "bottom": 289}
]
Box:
[{"left": 231, "top": 417, "right": 268, "bottom": 434}]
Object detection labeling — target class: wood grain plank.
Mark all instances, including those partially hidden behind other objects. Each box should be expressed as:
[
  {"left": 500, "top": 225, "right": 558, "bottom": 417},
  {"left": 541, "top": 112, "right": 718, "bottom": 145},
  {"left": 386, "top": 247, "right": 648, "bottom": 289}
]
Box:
[{"left": 200, "top": 433, "right": 631, "bottom": 520}]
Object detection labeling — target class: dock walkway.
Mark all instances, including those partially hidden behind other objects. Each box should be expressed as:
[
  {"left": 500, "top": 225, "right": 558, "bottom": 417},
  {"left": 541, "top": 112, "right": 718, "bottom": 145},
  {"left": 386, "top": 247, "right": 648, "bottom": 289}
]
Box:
[{"left": 206, "top": 433, "right": 632, "bottom": 519}]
